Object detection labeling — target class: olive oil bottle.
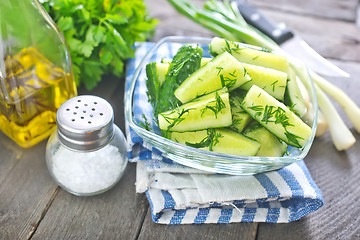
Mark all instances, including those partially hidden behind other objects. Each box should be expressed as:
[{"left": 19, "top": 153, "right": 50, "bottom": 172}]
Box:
[
  {"left": 0, "top": 48, "right": 77, "bottom": 148},
  {"left": 0, "top": 0, "right": 77, "bottom": 148}
]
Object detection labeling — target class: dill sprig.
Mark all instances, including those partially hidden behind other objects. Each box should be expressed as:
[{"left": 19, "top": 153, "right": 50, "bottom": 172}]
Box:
[
  {"left": 200, "top": 91, "right": 226, "bottom": 118},
  {"left": 271, "top": 80, "right": 278, "bottom": 92},
  {"left": 216, "top": 66, "right": 224, "bottom": 76},
  {"left": 139, "top": 114, "right": 152, "bottom": 131},
  {"left": 185, "top": 129, "right": 223, "bottom": 151},
  {"left": 160, "top": 108, "right": 191, "bottom": 131},
  {"left": 285, "top": 129, "right": 303, "bottom": 148},
  {"left": 247, "top": 105, "right": 263, "bottom": 111}
]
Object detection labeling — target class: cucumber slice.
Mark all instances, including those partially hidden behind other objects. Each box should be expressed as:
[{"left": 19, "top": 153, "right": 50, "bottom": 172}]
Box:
[
  {"left": 241, "top": 85, "right": 312, "bottom": 148},
  {"left": 229, "top": 90, "right": 252, "bottom": 133},
  {"left": 174, "top": 51, "right": 251, "bottom": 103},
  {"left": 243, "top": 122, "right": 286, "bottom": 157},
  {"left": 200, "top": 57, "right": 212, "bottom": 66},
  {"left": 156, "top": 63, "right": 170, "bottom": 85},
  {"left": 284, "top": 68, "right": 307, "bottom": 117},
  {"left": 158, "top": 88, "right": 232, "bottom": 132},
  {"left": 240, "top": 63, "right": 287, "bottom": 101},
  {"left": 209, "top": 37, "right": 289, "bottom": 74},
  {"left": 169, "top": 128, "right": 260, "bottom": 156},
  {"left": 146, "top": 62, "right": 169, "bottom": 87},
  {"left": 169, "top": 130, "right": 209, "bottom": 151},
  {"left": 161, "top": 58, "right": 172, "bottom": 64}
]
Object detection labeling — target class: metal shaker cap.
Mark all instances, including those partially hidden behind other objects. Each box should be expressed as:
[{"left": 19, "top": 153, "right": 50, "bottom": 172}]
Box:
[{"left": 56, "top": 95, "right": 114, "bottom": 151}]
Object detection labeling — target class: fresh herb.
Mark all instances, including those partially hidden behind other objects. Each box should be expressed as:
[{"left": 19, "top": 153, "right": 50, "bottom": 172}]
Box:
[
  {"left": 229, "top": 70, "right": 237, "bottom": 78},
  {"left": 281, "top": 141, "right": 295, "bottom": 156},
  {"left": 41, "top": 0, "right": 158, "bottom": 90},
  {"left": 232, "top": 117, "right": 242, "bottom": 125},
  {"left": 271, "top": 80, "right": 279, "bottom": 92},
  {"left": 200, "top": 91, "right": 226, "bottom": 118},
  {"left": 261, "top": 105, "right": 275, "bottom": 124},
  {"left": 248, "top": 105, "right": 263, "bottom": 111},
  {"left": 160, "top": 108, "right": 191, "bottom": 131},
  {"left": 220, "top": 74, "right": 237, "bottom": 89},
  {"left": 243, "top": 67, "right": 248, "bottom": 77},
  {"left": 247, "top": 103, "right": 302, "bottom": 146},
  {"left": 274, "top": 107, "right": 293, "bottom": 128},
  {"left": 284, "top": 130, "right": 303, "bottom": 148},
  {"left": 139, "top": 114, "right": 152, "bottom": 131},
  {"left": 216, "top": 66, "right": 224, "bottom": 76},
  {"left": 185, "top": 129, "right": 223, "bottom": 151}
]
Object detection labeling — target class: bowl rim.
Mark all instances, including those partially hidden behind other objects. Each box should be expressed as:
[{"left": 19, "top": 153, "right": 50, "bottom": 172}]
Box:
[{"left": 124, "top": 36, "right": 318, "bottom": 175}]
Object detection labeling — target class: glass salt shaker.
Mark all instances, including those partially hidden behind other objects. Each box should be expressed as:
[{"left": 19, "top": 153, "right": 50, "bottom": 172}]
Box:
[{"left": 45, "top": 95, "right": 127, "bottom": 196}]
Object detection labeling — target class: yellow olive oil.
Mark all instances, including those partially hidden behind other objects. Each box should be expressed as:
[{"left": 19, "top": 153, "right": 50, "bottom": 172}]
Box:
[{"left": 0, "top": 48, "right": 77, "bottom": 148}]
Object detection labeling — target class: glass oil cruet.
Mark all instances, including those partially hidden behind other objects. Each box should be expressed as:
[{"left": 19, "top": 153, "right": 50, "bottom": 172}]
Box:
[{"left": 0, "top": 0, "right": 77, "bottom": 148}]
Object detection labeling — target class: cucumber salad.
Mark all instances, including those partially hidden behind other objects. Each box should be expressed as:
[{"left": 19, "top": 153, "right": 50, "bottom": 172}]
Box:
[{"left": 145, "top": 37, "right": 312, "bottom": 157}]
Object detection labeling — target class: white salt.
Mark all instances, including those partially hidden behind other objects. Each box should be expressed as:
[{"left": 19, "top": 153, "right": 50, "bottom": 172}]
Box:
[{"left": 50, "top": 144, "right": 125, "bottom": 194}]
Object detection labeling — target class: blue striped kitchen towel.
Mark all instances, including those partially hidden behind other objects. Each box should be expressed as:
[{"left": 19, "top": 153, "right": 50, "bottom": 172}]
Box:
[{"left": 125, "top": 41, "right": 324, "bottom": 224}]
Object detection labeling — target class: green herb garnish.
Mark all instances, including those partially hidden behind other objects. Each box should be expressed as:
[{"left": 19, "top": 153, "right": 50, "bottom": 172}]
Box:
[
  {"left": 139, "top": 114, "right": 152, "bottom": 131},
  {"left": 200, "top": 91, "right": 226, "bottom": 118},
  {"left": 185, "top": 129, "right": 223, "bottom": 151},
  {"left": 161, "top": 108, "right": 192, "bottom": 131},
  {"left": 41, "top": 0, "right": 158, "bottom": 90}
]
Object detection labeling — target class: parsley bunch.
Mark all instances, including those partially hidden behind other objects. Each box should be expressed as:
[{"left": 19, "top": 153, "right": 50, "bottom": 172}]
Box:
[{"left": 41, "top": 0, "right": 157, "bottom": 90}]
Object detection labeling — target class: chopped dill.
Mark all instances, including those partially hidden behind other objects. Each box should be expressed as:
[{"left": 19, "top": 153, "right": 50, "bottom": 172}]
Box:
[
  {"left": 284, "top": 130, "right": 303, "bottom": 148},
  {"left": 261, "top": 105, "right": 275, "bottom": 124},
  {"left": 220, "top": 74, "right": 237, "bottom": 89},
  {"left": 274, "top": 107, "right": 293, "bottom": 128},
  {"left": 139, "top": 114, "right": 152, "bottom": 131},
  {"left": 185, "top": 129, "right": 223, "bottom": 151},
  {"left": 271, "top": 80, "right": 278, "bottom": 91},
  {"left": 229, "top": 70, "right": 237, "bottom": 78},
  {"left": 161, "top": 108, "right": 191, "bottom": 131},
  {"left": 248, "top": 105, "right": 263, "bottom": 111},
  {"left": 243, "top": 67, "right": 248, "bottom": 77},
  {"left": 216, "top": 66, "right": 224, "bottom": 76},
  {"left": 200, "top": 91, "right": 226, "bottom": 118}
]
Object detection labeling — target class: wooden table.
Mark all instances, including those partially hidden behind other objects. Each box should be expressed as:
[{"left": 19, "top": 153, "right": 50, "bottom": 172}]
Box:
[{"left": 1, "top": 0, "right": 360, "bottom": 239}]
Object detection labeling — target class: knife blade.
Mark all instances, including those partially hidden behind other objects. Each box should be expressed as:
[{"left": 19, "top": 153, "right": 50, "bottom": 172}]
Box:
[{"left": 232, "top": 0, "right": 350, "bottom": 77}]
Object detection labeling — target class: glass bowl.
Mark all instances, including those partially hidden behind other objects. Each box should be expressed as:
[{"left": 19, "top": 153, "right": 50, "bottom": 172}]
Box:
[{"left": 125, "top": 36, "right": 318, "bottom": 175}]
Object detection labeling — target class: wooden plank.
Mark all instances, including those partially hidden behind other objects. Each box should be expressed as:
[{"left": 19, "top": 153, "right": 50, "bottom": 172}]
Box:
[
  {"left": 109, "top": 75, "right": 126, "bottom": 133},
  {"left": 0, "top": 140, "right": 59, "bottom": 239},
  {"left": 138, "top": 209, "right": 258, "bottom": 240},
  {"left": 0, "top": 133, "right": 24, "bottom": 184},
  {"left": 249, "top": 0, "right": 358, "bottom": 22},
  {"left": 144, "top": 0, "right": 214, "bottom": 41},
  {"left": 261, "top": 8, "right": 360, "bottom": 63},
  {"left": 256, "top": 61, "right": 360, "bottom": 239},
  {"left": 31, "top": 163, "right": 149, "bottom": 240}
]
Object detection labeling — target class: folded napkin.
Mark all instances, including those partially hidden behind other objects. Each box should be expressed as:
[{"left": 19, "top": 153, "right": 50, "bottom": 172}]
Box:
[{"left": 125, "top": 42, "right": 324, "bottom": 224}]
